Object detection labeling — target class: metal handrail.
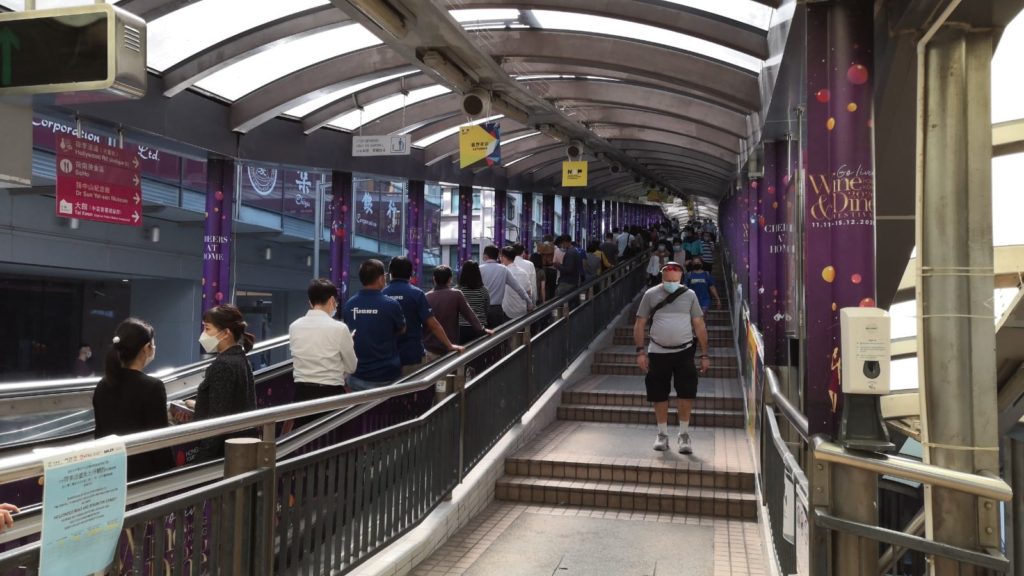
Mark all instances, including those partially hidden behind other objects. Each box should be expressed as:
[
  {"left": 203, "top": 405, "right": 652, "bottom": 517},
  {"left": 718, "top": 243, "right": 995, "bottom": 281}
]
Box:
[
  {"left": 765, "top": 366, "right": 809, "bottom": 441},
  {"left": 0, "top": 334, "right": 291, "bottom": 398},
  {"left": 811, "top": 436, "right": 1012, "bottom": 502},
  {"left": 0, "top": 253, "right": 646, "bottom": 486}
]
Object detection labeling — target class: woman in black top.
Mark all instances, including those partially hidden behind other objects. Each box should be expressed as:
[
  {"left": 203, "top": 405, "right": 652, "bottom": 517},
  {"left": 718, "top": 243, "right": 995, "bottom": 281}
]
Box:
[
  {"left": 92, "top": 318, "right": 175, "bottom": 481},
  {"left": 194, "top": 304, "right": 257, "bottom": 460}
]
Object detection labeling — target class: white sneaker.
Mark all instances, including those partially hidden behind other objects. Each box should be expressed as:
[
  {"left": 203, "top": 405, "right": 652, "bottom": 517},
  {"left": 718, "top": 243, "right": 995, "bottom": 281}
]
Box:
[
  {"left": 653, "top": 433, "right": 669, "bottom": 451},
  {"left": 678, "top": 433, "right": 693, "bottom": 455}
]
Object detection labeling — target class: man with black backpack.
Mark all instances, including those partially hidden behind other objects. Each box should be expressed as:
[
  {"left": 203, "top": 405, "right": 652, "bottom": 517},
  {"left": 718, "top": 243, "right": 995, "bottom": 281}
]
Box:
[{"left": 633, "top": 261, "right": 710, "bottom": 454}]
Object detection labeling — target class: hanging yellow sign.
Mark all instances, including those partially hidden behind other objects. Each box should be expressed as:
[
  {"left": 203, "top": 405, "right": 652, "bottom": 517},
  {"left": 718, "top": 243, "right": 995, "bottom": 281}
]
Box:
[
  {"left": 562, "top": 161, "right": 588, "bottom": 187},
  {"left": 458, "top": 123, "right": 500, "bottom": 169}
]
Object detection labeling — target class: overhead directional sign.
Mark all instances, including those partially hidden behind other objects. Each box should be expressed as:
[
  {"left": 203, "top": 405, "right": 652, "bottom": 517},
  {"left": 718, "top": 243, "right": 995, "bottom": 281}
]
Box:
[
  {"left": 55, "top": 135, "right": 143, "bottom": 227},
  {"left": 352, "top": 134, "right": 411, "bottom": 157},
  {"left": 0, "top": 5, "right": 146, "bottom": 97},
  {"left": 459, "top": 122, "right": 501, "bottom": 169},
  {"left": 562, "top": 160, "right": 588, "bottom": 187}
]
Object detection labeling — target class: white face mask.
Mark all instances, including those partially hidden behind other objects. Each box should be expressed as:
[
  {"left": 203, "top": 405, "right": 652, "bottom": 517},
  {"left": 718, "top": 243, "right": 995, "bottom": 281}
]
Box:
[{"left": 199, "top": 330, "right": 222, "bottom": 353}]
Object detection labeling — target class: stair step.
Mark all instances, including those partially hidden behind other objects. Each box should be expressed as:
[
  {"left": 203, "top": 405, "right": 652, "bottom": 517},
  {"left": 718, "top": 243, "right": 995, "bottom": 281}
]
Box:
[
  {"left": 494, "top": 476, "right": 756, "bottom": 519},
  {"left": 592, "top": 362, "right": 739, "bottom": 378},
  {"left": 503, "top": 457, "right": 755, "bottom": 492},
  {"left": 557, "top": 404, "right": 744, "bottom": 428},
  {"left": 562, "top": 390, "right": 744, "bottom": 411}
]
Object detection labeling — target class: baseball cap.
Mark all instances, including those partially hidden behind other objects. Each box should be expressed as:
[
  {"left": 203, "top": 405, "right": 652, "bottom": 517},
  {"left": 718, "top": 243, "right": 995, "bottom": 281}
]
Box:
[{"left": 660, "top": 261, "right": 683, "bottom": 272}]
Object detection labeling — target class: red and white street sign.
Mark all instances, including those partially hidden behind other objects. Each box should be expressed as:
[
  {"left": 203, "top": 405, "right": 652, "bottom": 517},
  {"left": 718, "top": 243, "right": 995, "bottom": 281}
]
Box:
[{"left": 54, "top": 135, "right": 143, "bottom": 227}]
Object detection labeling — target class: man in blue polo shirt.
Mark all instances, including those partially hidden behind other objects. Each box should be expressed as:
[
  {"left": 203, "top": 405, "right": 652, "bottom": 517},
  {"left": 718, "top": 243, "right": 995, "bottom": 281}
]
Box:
[
  {"left": 343, "top": 259, "right": 406, "bottom": 390},
  {"left": 383, "top": 256, "right": 462, "bottom": 375}
]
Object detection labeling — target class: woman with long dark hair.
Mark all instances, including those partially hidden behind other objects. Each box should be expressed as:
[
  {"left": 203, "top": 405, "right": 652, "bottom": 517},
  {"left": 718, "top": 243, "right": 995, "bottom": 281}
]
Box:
[
  {"left": 456, "top": 261, "right": 490, "bottom": 344},
  {"left": 194, "top": 304, "right": 257, "bottom": 460},
  {"left": 92, "top": 318, "right": 175, "bottom": 480}
]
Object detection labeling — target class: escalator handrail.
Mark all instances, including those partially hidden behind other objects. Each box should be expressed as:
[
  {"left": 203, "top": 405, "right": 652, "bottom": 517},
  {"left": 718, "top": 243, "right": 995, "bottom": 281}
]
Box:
[
  {"left": 0, "top": 335, "right": 291, "bottom": 398},
  {"left": 0, "top": 252, "right": 647, "bottom": 486}
]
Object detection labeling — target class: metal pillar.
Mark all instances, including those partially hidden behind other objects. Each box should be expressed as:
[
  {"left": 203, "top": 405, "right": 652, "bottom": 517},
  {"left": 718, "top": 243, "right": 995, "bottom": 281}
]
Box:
[
  {"left": 916, "top": 20, "right": 999, "bottom": 575},
  {"left": 494, "top": 189, "right": 507, "bottom": 247},
  {"left": 522, "top": 191, "right": 533, "bottom": 251}
]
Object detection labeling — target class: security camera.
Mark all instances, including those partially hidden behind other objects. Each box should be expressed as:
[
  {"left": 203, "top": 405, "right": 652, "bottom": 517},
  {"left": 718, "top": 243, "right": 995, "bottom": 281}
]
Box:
[
  {"left": 610, "top": 162, "right": 622, "bottom": 174},
  {"left": 461, "top": 88, "right": 490, "bottom": 116},
  {"left": 566, "top": 140, "right": 583, "bottom": 159}
]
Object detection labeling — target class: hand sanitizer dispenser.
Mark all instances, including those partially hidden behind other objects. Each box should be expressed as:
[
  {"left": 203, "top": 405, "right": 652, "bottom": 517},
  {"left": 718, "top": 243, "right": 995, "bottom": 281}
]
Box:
[
  {"left": 837, "top": 307, "right": 894, "bottom": 452},
  {"left": 840, "top": 308, "right": 891, "bottom": 394}
]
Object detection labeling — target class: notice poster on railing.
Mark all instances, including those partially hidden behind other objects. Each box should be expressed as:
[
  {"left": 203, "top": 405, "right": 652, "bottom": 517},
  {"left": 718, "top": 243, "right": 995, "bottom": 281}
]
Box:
[{"left": 37, "top": 436, "right": 127, "bottom": 576}]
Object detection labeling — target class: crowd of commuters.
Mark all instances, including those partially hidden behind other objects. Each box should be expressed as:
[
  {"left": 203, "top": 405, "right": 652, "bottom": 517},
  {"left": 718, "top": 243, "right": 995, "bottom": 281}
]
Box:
[{"left": 79, "top": 217, "right": 723, "bottom": 484}]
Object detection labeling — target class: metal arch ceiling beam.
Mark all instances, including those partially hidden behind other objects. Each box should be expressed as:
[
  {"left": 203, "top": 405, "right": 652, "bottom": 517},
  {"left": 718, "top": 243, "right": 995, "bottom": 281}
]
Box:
[
  {"left": 117, "top": 0, "right": 200, "bottom": 20},
  {"left": 161, "top": 6, "right": 353, "bottom": 97},
  {"left": 502, "top": 62, "right": 750, "bottom": 115},
  {"left": 622, "top": 152, "right": 732, "bottom": 180},
  {"left": 302, "top": 73, "right": 437, "bottom": 133},
  {"left": 507, "top": 147, "right": 576, "bottom": 177},
  {"left": 229, "top": 45, "right": 416, "bottom": 132},
  {"left": 330, "top": 0, "right": 681, "bottom": 196},
  {"left": 522, "top": 79, "right": 748, "bottom": 138},
  {"left": 599, "top": 127, "right": 740, "bottom": 170},
  {"left": 443, "top": 0, "right": 769, "bottom": 59},
  {"left": 557, "top": 105, "right": 741, "bottom": 153},
  {"left": 358, "top": 93, "right": 464, "bottom": 135},
  {"left": 475, "top": 29, "right": 761, "bottom": 111},
  {"left": 587, "top": 168, "right": 721, "bottom": 193},
  {"left": 586, "top": 122, "right": 736, "bottom": 163},
  {"left": 616, "top": 142, "right": 736, "bottom": 175}
]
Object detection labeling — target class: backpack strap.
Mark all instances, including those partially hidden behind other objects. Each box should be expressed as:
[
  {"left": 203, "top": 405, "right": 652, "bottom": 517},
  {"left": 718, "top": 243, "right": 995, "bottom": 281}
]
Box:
[{"left": 647, "top": 286, "right": 688, "bottom": 322}]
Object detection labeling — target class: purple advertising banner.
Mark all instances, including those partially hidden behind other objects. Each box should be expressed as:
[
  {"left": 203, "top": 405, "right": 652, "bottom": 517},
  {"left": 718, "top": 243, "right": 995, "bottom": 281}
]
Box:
[
  {"left": 541, "top": 194, "right": 555, "bottom": 237},
  {"left": 805, "top": 1, "right": 876, "bottom": 435},
  {"left": 201, "top": 159, "right": 234, "bottom": 316},
  {"left": 380, "top": 182, "right": 404, "bottom": 248},
  {"left": 406, "top": 181, "right": 424, "bottom": 285},
  {"left": 588, "top": 198, "right": 602, "bottom": 242},
  {"left": 748, "top": 179, "right": 761, "bottom": 326},
  {"left": 494, "top": 189, "right": 507, "bottom": 247},
  {"left": 574, "top": 196, "right": 585, "bottom": 244},
  {"left": 330, "top": 171, "right": 353, "bottom": 297},
  {"left": 458, "top": 185, "right": 474, "bottom": 265},
  {"left": 561, "top": 196, "right": 572, "bottom": 238},
  {"left": 521, "top": 192, "right": 533, "bottom": 251},
  {"left": 282, "top": 169, "right": 326, "bottom": 221},
  {"left": 758, "top": 142, "right": 787, "bottom": 365},
  {"left": 240, "top": 163, "right": 284, "bottom": 213}
]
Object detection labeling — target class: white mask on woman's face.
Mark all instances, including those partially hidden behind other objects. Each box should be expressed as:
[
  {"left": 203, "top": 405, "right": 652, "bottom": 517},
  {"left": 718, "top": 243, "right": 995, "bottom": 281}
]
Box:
[{"left": 199, "top": 330, "right": 222, "bottom": 353}]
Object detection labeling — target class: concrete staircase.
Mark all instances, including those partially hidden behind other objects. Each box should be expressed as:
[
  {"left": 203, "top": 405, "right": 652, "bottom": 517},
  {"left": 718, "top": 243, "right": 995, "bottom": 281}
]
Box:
[{"left": 495, "top": 281, "right": 756, "bottom": 520}]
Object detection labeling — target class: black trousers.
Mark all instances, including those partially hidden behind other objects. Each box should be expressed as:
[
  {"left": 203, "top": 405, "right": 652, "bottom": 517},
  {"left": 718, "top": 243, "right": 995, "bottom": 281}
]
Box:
[{"left": 293, "top": 382, "right": 346, "bottom": 429}]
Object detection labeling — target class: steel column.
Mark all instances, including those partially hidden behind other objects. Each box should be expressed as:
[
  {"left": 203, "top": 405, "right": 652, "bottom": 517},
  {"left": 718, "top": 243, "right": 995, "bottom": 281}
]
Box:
[
  {"left": 494, "top": 189, "right": 507, "bottom": 247},
  {"left": 522, "top": 192, "right": 534, "bottom": 251},
  {"left": 917, "top": 21, "right": 999, "bottom": 574},
  {"left": 330, "top": 171, "right": 353, "bottom": 297}
]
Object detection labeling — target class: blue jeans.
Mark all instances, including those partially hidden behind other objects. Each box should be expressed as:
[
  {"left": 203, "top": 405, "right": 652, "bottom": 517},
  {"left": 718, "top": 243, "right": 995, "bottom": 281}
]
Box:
[{"left": 348, "top": 375, "right": 392, "bottom": 392}]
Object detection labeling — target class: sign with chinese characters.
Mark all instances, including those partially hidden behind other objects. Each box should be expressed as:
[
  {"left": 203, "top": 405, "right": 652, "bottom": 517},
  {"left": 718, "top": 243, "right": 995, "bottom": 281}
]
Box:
[
  {"left": 38, "top": 436, "right": 127, "bottom": 576},
  {"left": 54, "top": 135, "right": 142, "bottom": 226},
  {"left": 283, "top": 169, "right": 326, "bottom": 221},
  {"left": 352, "top": 134, "right": 411, "bottom": 157},
  {"left": 458, "top": 122, "right": 500, "bottom": 169},
  {"left": 562, "top": 160, "right": 588, "bottom": 187}
]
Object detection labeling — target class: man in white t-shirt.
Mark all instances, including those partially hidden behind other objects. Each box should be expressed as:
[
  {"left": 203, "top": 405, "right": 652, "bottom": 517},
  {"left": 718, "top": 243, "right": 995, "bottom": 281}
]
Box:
[
  {"left": 499, "top": 246, "right": 531, "bottom": 320},
  {"left": 289, "top": 278, "right": 358, "bottom": 427}
]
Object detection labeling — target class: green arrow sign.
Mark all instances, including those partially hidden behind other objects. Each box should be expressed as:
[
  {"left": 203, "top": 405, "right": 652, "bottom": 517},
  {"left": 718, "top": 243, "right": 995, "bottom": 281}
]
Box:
[{"left": 0, "top": 26, "right": 19, "bottom": 87}]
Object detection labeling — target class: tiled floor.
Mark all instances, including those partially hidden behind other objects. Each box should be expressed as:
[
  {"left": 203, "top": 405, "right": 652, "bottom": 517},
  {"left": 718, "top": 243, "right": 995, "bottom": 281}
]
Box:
[{"left": 409, "top": 502, "right": 763, "bottom": 576}]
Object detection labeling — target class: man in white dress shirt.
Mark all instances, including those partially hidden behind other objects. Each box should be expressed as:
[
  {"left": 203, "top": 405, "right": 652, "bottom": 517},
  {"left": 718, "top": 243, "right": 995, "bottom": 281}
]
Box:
[
  {"left": 500, "top": 246, "right": 531, "bottom": 320},
  {"left": 289, "top": 278, "right": 358, "bottom": 427},
  {"left": 511, "top": 243, "right": 537, "bottom": 304}
]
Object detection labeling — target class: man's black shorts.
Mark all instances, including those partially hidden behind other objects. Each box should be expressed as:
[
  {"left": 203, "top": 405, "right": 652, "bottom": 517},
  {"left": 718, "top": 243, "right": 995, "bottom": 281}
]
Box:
[{"left": 645, "top": 347, "right": 699, "bottom": 402}]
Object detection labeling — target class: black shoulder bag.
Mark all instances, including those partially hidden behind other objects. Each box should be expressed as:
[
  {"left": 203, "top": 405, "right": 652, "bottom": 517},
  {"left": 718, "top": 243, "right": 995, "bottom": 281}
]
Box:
[{"left": 646, "top": 287, "right": 692, "bottom": 350}]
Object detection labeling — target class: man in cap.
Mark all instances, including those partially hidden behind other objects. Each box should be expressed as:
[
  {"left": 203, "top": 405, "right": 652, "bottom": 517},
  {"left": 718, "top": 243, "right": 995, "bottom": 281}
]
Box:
[{"left": 633, "top": 261, "right": 710, "bottom": 454}]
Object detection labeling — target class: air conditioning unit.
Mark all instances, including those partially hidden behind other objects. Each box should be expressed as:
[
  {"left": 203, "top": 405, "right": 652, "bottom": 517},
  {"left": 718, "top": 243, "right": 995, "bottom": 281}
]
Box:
[{"left": 566, "top": 140, "right": 583, "bottom": 159}]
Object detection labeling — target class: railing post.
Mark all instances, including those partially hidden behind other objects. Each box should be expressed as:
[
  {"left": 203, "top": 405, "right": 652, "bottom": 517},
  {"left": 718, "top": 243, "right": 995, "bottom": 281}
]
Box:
[
  {"left": 521, "top": 325, "right": 534, "bottom": 407},
  {"left": 223, "top": 438, "right": 261, "bottom": 576},
  {"left": 455, "top": 365, "right": 467, "bottom": 484},
  {"left": 808, "top": 446, "right": 832, "bottom": 576},
  {"left": 254, "top": 438, "right": 276, "bottom": 576}
]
